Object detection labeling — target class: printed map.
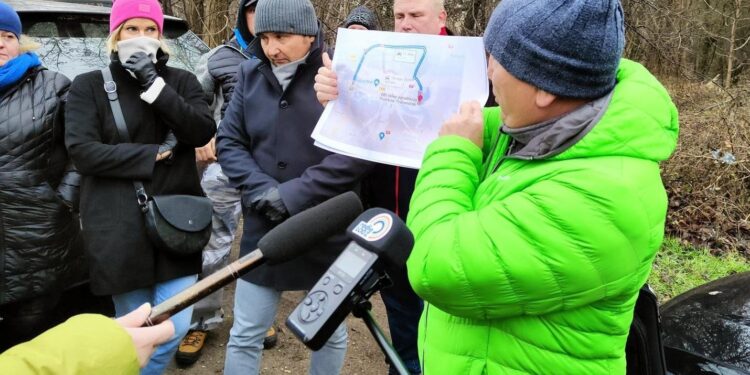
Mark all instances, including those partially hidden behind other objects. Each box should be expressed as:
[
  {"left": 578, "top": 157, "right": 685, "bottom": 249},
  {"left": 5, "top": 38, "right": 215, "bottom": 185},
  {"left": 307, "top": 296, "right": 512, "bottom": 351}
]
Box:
[{"left": 312, "top": 29, "right": 488, "bottom": 168}]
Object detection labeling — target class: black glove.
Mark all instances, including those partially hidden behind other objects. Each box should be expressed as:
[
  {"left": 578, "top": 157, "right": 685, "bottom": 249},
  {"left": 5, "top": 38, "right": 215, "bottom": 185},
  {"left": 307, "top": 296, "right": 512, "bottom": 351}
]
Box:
[
  {"left": 157, "top": 131, "right": 177, "bottom": 162},
  {"left": 122, "top": 51, "right": 159, "bottom": 89},
  {"left": 250, "top": 187, "right": 289, "bottom": 223},
  {"left": 158, "top": 131, "right": 177, "bottom": 154},
  {"left": 56, "top": 169, "right": 81, "bottom": 213}
]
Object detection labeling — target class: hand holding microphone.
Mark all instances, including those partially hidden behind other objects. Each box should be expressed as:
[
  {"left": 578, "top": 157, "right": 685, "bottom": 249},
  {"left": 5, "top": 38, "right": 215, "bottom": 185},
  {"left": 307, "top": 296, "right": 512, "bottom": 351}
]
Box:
[{"left": 143, "top": 191, "right": 363, "bottom": 327}]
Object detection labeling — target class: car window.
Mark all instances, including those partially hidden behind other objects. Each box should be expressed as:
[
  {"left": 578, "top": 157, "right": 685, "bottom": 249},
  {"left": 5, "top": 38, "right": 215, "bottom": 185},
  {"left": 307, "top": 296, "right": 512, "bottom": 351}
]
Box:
[{"left": 20, "top": 13, "right": 208, "bottom": 79}]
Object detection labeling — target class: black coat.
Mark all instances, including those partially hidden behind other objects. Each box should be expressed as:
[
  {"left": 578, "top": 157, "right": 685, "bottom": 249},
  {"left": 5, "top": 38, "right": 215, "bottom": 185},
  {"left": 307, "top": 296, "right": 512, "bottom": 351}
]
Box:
[
  {"left": 0, "top": 67, "right": 85, "bottom": 305},
  {"left": 65, "top": 54, "right": 215, "bottom": 296},
  {"left": 217, "top": 30, "right": 372, "bottom": 290}
]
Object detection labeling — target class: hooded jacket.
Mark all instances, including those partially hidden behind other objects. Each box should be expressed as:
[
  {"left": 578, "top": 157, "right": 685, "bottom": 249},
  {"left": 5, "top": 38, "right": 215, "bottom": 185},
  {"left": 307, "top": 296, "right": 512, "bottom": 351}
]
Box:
[
  {"left": 195, "top": 2, "right": 257, "bottom": 121},
  {"left": 406, "top": 59, "right": 679, "bottom": 374},
  {"left": 0, "top": 66, "right": 84, "bottom": 305}
]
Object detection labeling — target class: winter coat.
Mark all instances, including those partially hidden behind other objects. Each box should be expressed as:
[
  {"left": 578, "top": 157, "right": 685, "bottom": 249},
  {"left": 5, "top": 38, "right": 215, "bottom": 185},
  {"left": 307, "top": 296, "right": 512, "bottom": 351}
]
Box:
[
  {"left": 0, "top": 313, "right": 139, "bottom": 374},
  {"left": 406, "top": 59, "right": 680, "bottom": 374},
  {"left": 196, "top": 38, "right": 254, "bottom": 120},
  {"left": 65, "top": 53, "right": 215, "bottom": 296},
  {"left": 217, "top": 29, "right": 372, "bottom": 290},
  {"left": 0, "top": 66, "right": 85, "bottom": 306}
]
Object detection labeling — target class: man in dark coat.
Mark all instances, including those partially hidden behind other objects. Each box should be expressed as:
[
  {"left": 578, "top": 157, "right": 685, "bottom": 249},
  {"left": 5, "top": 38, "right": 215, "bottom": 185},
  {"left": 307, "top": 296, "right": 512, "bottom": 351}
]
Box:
[{"left": 217, "top": 0, "right": 371, "bottom": 373}]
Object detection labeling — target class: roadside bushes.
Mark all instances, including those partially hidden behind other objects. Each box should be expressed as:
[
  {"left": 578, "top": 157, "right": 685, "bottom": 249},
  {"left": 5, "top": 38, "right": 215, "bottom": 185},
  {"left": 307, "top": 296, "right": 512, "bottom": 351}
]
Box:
[{"left": 662, "top": 81, "right": 750, "bottom": 253}]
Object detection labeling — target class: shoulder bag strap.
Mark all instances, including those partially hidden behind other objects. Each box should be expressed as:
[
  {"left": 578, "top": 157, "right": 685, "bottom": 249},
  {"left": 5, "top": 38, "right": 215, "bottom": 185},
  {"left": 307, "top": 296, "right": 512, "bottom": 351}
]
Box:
[{"left": 101, "top": 67, "right": 149, "bottom": 211}]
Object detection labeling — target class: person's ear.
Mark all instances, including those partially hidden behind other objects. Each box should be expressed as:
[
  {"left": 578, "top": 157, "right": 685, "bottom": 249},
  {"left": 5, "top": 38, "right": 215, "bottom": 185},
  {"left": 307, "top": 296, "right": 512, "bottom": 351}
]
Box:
[
  {"left": 439, "top": 10, "right": 447, "bottom": 27},
  {"left": 535, "top": 89, "right": 556, "bottom": 108}
]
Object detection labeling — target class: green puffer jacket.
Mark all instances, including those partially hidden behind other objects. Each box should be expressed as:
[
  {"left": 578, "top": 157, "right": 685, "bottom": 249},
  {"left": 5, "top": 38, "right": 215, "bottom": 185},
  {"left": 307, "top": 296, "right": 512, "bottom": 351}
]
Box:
[{"left": 406, "top": 59, "right": 679, "bottom": 374}]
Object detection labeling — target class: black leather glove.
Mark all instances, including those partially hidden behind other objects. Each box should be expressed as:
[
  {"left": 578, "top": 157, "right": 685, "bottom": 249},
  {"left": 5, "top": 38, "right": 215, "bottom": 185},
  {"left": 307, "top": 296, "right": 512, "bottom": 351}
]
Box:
[
  {"left": 158, "top": 131, "right": 177, "bottom": 154},
  {"left": 122, "top": 51, "right": 159, "bottom": 89},
  {"left": 250, "top": 187, "right": 289, "bottom": 223},
  {"left": 157, "top": 131, "right": 177, "bottom": 162},
  {"left": 56, "top": 169, "right": 81, "bottom": 213}
]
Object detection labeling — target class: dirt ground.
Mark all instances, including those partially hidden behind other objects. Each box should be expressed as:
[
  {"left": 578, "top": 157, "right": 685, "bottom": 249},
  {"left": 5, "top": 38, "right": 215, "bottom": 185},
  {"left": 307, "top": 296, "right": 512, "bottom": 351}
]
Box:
[{"left": 164, "top": 238, "right": 391, "bottom": 375}]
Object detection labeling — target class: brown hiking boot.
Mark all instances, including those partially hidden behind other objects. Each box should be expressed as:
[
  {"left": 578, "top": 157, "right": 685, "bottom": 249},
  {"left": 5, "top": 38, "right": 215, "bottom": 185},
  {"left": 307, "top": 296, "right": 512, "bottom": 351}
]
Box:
[
  {"left": 176, "top": 330, "right": 207, "bottom": 366},
  {"left": 263, "top": 326, "right": 278, "bottom": 349}
]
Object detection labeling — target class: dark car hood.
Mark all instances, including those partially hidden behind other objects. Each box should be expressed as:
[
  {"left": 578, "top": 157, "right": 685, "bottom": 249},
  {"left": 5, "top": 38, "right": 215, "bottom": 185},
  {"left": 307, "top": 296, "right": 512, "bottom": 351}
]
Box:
[{"left": 661, "top": 272, "right": 750, "bottom": 373}]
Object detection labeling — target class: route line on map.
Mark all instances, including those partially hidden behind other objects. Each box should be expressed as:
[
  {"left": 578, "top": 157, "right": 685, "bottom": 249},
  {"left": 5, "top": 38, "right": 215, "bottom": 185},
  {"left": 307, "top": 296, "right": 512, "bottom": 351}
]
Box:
[{"left": 352, "top": 44, "right": 427, "bottom": 92}]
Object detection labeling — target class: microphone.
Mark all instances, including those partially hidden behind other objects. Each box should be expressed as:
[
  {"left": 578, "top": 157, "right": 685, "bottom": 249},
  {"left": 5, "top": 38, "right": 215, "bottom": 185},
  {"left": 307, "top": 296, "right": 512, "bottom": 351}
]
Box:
[
  {"left": 144, "top": 191, "right": 363, "bottom": 326},
  {"left": 285, "top": 207, "right": 413, "bottom": 350}
]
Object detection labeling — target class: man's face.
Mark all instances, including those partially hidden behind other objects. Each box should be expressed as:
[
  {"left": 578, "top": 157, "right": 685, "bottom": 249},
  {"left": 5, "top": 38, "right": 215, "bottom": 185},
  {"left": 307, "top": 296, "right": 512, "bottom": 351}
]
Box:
[
  {"left": 245, "top": 6, "right": 256, "bottom": 35},
  {"left": 347, "top": 24, "right": 368, "bottom": 31},
  {"left": 0, "top": 30, "right": 20, "bottom": 66},
  {"left": 393, "top": 0, "right": 446, "bottom": 35},
  {"left": 260, "top": 32, "right": 314, "bottom": 66},
  {"left": 487, "top": 55, "right": 538, "bottom": 128}
]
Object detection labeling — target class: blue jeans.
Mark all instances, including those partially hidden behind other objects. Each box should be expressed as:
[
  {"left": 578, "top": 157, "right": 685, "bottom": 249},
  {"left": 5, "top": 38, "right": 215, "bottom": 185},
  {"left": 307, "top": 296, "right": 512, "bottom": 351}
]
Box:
[
  {"left": 224, "top": 279, "right": 348, "bottom": 375},
  {"left": 381, "top": 267, "right": 423, "bottom": 374},
  {"left": 112, "top": 275, "right": 198, "bottom": 375}
]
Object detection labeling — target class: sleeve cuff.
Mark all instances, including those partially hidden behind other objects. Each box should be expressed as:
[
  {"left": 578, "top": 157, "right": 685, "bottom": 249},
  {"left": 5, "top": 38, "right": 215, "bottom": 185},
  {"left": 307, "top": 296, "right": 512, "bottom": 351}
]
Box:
[{"left": 140, "top": 77, "right": 166, "bottom": 104}]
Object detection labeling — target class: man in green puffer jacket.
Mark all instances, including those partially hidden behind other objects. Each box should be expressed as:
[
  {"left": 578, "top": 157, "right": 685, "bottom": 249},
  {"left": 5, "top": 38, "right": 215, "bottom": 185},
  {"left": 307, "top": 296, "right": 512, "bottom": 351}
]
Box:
[{"left": 406, "top": 0, "right": 679, "bottom": 374}]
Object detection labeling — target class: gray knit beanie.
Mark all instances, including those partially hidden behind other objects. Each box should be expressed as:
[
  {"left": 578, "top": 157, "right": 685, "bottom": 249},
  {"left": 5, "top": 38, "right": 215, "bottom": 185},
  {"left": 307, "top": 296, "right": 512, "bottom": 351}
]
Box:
[
  {"left": 343, "top": 5, "right": 379, "bottom": 30},
  {"left": 254, "top": 0, "right": 319, "bottom": 36},
  {"left": 484, "top": 0, "right": 625, "bottom": 99}
]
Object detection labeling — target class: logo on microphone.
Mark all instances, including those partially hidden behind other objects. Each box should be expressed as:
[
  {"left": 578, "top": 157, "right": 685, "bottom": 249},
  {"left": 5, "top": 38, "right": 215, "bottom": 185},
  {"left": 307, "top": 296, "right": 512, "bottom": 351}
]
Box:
[{"left": 352, "top": 213, "right": 392, "bottom": 242}]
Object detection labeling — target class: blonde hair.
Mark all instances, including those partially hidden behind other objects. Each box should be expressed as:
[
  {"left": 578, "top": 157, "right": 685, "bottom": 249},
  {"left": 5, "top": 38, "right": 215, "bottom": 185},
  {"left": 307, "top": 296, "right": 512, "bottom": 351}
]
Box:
[
  {"left": 19, "top": 35, "right": 41, "bottom": 52},
  {"left": 106, "top": 23, "right": 171, "bottom": 55}
]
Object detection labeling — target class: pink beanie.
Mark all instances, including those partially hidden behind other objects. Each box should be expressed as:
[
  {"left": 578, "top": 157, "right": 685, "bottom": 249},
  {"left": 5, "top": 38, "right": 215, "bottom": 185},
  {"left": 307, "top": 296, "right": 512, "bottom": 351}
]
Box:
[{"left": 109, "top": 0, "right": 164, "bottom": 33}]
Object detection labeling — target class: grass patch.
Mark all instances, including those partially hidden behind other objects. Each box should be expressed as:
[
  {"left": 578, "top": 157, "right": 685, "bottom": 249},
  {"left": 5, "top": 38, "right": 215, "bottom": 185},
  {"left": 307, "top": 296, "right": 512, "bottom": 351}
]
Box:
[{"left": 649, "top": 238, "right": 750, "bottom": 302}]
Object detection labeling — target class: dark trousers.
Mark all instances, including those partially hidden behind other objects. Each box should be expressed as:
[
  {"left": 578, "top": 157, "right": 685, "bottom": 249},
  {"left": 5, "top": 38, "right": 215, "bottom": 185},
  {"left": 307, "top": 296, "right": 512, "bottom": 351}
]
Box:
[
  {"left": 381, "top": 266, "right": 424, "bottom": 374},
  {"left": 0, "top": 293, "right": 61, "bottom": 352},
  {"left": 0, "top": 283, "right": 114, "bottom": 353}
]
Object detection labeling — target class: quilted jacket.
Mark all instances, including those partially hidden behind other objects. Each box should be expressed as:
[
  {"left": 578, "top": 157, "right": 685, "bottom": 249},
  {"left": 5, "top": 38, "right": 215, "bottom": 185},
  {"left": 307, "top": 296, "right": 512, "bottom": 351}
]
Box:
[
  {"left": 406, "top": 59, "right": 679, "bottom": 374},
  {"left": 0, "top": 67, "right": 84, "bottom": 305}
]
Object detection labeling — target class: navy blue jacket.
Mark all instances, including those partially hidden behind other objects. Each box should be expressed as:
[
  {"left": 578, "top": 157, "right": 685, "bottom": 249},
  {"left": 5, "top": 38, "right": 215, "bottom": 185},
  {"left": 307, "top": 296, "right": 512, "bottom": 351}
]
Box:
[{"left": 217, "top": 30, "right": 372, "bottom": 290}]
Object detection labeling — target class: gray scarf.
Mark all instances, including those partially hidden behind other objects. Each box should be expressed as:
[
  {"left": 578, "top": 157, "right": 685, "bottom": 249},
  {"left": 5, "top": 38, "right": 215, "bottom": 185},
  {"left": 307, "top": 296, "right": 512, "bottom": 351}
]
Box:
[
  {"left": 271, "top": 52, "right": 310, "bottom": 91},
  {"left": 502, "top": 91, "right": 614, "bottom": 160}
]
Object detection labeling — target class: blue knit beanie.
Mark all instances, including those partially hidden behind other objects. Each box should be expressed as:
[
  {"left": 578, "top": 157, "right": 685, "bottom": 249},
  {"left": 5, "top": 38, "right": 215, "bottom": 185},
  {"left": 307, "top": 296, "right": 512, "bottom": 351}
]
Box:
[
  {"left": 484, "top": 0, "right": 625, "bottom": 99},
  {"left": 0, "top": 1, "right": 21, "bottom": 38}
]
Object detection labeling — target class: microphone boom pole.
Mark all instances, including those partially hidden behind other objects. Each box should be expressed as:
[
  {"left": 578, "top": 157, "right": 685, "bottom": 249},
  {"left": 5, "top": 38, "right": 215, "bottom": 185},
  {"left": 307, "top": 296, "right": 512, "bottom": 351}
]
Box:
[
  {"left": 142, "top": 191, "right": 364, "bottom": 327},
  {"left": 145, "top": 249, "right": 263, "bottom": 326}
]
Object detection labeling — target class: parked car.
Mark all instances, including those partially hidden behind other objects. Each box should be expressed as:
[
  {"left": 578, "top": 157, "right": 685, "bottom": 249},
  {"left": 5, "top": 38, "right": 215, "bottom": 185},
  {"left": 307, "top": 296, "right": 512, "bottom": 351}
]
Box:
[{"left": 8, "top": 0, "right": 208, "bottom": 79}]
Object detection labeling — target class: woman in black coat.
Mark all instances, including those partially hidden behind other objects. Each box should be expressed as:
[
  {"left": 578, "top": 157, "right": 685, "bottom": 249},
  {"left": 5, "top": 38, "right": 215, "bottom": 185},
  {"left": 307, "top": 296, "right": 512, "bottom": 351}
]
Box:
[
  {"left": 63, "top": 0, "right": 214, "bottom": 372},
  {"left": 0, "top": 2, "right": 84, "bottom": 351}
]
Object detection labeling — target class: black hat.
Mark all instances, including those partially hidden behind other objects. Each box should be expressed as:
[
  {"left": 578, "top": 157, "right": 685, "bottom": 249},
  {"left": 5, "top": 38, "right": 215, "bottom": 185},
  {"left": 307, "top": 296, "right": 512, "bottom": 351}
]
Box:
[{"left": 343, "top": 5, "right": 379, "bottom": 31}]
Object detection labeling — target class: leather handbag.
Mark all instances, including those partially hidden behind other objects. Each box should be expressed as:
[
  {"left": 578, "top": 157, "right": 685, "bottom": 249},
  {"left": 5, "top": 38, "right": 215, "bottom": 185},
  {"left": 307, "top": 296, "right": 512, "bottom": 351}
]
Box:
[{"left": 101, "top": 68, "right": 212, "bottom": 256}]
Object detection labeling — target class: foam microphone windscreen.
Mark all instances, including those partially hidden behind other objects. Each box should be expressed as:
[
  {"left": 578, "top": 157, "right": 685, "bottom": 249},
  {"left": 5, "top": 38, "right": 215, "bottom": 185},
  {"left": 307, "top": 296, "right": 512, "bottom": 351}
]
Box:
[{"left": 259, "top": 191, "right": 363, "bottom": 265}]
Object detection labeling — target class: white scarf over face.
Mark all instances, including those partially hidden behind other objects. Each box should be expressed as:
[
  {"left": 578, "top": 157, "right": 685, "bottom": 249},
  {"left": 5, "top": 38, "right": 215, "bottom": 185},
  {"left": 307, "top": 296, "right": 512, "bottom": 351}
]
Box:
[{"left": 117, "top": 36, "right": 161, "bottom": 64}]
